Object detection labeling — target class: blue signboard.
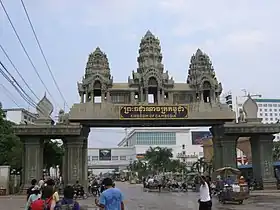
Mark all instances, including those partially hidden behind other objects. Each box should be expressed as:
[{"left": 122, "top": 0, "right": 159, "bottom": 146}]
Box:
[{"left": 191, "top": 131, "right": 212, "bottom": 145}]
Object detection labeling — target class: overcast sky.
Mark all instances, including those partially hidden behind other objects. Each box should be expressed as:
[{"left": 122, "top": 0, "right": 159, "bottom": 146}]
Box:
[{"left": 0, "top": 1, "right": 279, "bottom": 147}]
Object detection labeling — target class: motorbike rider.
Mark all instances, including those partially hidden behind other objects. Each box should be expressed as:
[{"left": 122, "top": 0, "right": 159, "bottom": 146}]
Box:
[
  {"left": 92, "top": 179, "right": 100, "bottom": 196},
  {"left": 73, "top": 180, "right": 85, "bottom": 197}
]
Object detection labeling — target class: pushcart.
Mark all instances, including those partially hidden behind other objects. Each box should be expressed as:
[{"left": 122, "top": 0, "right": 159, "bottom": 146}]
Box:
[{"left": 216, "top": 167, "right": 249, "bottom": 204}]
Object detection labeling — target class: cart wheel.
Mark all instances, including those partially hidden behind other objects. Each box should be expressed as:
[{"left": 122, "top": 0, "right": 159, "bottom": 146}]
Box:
[{"left": 238, "top": 200, "right": 243, "bottom": 204}]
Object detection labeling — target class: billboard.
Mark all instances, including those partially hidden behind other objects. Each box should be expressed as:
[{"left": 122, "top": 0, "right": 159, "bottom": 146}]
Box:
[
  {"left": 191, "top": 131, "right": 212, "bottom": 145},
  {"left": 99, "top": 149, "right": 112, "bottom": 161},
  {"left": 119, "top": 105, "right": 188, "bottom": 119}
]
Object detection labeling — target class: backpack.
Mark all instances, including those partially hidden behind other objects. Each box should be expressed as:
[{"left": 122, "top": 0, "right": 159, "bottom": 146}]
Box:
[
  {"left": 31, "top": 197, "right": 52, "bottom": 210},
  {"left": 55, "top": 200, "right": 76, "bottom": 210}
]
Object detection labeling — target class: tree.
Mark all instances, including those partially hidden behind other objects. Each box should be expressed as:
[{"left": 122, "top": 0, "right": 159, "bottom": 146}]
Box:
[
  {"left": 0, "top": 104, "right": 23, "bottom": 170},
  {"left": 273, "top": 141, "right": 280, "bottom": 161},
  {"left": 43, "top": 140, "right": 64, "bottom": 169},
  {"left": 145, "top": 147, "right": 173, "bottom": 172},
  {"left": 191, "top": 157, "right": 209, "bottom": 174}
]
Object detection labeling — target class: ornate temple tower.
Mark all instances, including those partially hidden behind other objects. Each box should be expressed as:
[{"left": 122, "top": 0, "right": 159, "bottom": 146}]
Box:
[
  {"left": 187, "top": 49, "right": 222, "bottom": 104},
  {"left": 129, "top": 30, "right": 174, "bottom": 104},
  {"left": 78, "top": 47, "right": 113, "bottom": 103}
]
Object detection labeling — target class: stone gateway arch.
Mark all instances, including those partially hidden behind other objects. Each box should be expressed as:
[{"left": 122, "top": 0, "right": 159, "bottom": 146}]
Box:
[{"left": 13, "top": 31, "right": 280, "bottom": 189}]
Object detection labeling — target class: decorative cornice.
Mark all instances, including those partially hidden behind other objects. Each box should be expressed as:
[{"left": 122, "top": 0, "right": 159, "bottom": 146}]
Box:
[
  {"left": 224, "top": 123, "right": 280, "bottom": 135},
  {"left": 13, "top": 124, "right": 83, "bottom": 137}
]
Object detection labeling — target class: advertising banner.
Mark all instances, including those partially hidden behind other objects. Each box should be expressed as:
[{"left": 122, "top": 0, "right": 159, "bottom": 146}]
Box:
[
  {"left": 99, "top": 149, "right": 112, "bottom": 161},
  {"left": 191, "top": 131, "right": 212, "bottom": 145}
]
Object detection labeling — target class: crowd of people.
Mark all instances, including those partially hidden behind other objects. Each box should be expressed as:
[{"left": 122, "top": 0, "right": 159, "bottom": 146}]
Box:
[{"left": 25, "top": 177, "right": 124, "bottom": 210}]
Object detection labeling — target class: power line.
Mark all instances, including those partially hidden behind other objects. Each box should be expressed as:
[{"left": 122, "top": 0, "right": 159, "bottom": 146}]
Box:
[
  {"left": 20, "top": 0, "right": 69, "bottom": 109},
  {"left": 0, "top": 60, "right": 37, "bottom": 108},
  {"left": 0, "top": 44, "right": 40, "bottom": 101},
  {"left": 0, "top": 0, "right": 60, "bottom": 109},
  {"left": 0, "top": 61, "right": 49, "bottom": 117},
  {"left": 0, "top": 83, "right": 20, "bottom": 107}
]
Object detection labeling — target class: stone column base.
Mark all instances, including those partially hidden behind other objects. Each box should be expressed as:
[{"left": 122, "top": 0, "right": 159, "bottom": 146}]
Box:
[{"left": 263, "top": 179, "right": 277, "bottom": 190}]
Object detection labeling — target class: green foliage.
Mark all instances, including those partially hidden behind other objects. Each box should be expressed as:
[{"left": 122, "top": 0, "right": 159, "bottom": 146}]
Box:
[
  {"left": 191, "top": 157, "right": 210, "bottom": 175},
  {"left": 273, "top": 141, "right": 280, "bottom": 161},
  {"left": 144, "top": 146, "right": 173, "bottom": 172},
  {"left": 0, "top": 106, "right": 23, "bottom": 170},
  {"left": 43, "top": 140, "right": 64, "bottom": 169}
]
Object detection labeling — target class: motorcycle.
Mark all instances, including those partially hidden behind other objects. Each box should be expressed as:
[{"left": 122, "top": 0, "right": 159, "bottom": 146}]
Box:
[
  {"left": 74, "top": 186, "right": 87, "bottom": 199},
  {"left": 91, "top": 185, "right": 99, "bottom": 196}
]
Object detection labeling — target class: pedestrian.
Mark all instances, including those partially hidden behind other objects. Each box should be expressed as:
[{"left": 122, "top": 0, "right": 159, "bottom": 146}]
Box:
[
  {"left": 27, "top": 179, "right": 37, "bottom": 201},
  {"left": 56, "top": 185, "right": 80, "bottom": 210},
  {"left": 31, "top": 186, "right": 56, "bottom": 210},
  {"left": 198, "top": 175, "right": 212, "bottom": 210},
  {"left": 25, "top": 185, "right": 41, "bottom": 210},
  {"left": 95, "top": 177, "right": 125, "bottom": 210}
]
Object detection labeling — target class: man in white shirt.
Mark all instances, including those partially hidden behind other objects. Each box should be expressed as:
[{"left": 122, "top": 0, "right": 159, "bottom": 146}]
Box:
[{"left": 198, "top": 175, "right": 212, "bottom": 210}]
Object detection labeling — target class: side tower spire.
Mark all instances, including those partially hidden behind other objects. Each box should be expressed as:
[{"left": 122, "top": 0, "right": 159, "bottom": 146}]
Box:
[
  {"left": 78, "top": 47, "right": 113, "bottom": 103},
  {"left": 187, "top": 49, "right": 222, "bottom": 104}
]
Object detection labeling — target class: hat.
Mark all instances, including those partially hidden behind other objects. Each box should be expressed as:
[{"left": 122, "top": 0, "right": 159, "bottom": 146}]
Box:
[
  {"left": 32, "top": 185, "right": 40, "bottom": 191},
  {"left": 240, "top": 176, "right": 244, "bottom": 179}
]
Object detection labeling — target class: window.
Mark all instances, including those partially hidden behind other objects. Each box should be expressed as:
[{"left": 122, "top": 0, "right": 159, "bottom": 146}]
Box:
[
  {"left": 24, "top": 115, "right": 27, "bottom": 119},
  {"left": 182, "top": 151, "right": 186, "bottom": 155},
  {"left": 270, "top": 113, "right": 273, "bottom": 116},
  {"left": 275, "top": 109, "right": 278, "bottom": 112},
  {"left": 92, "top": 156, "right": 98, "bottom": 161},
  {"left": 260, "top": 113, "right": 263, "bottom": 116},
  {"left": 263, "top": 104, "right": 267, "bottom": 107},
  {"left": 264, "top": 109, "right": 267, "bottom": 112},
  {"left": 269, "top": 109, "right": 272, "bottom": 112},
  {"left": 273, "top": 104, "right": 277, "bottom": 107},
  {"left": 259, "top": 109, "right": 262, "bottom": 112},
  {"left": 265, "top": 118, "right": 268, "bottom": 121},
  {"left": 258, "top": 104, "right": 262, "bottom": 107},
  {"left": 265, "top": 113, "right": 268, "bottom": 116},
  {"left": 88, "top": 156, "right": 91, "bottom": 161},
  {"left": 182, "top": 144, "right": 185, "bottom": 149},
  {"left": 120, "top": 156, "right": 126, "bottom": 160},
  {"left": 135, "top": 132, "right": 176, "bottom": 145},
  {"left": 268, "top": 104, "right": 272, "bottom": 107},
  {"left": 275, "top": 113, "right": 278, "bottom": 116},
  {"left": 270, "top": 118, "right": 273, "bottom": 121},
  {"left": 112, "top": 156, "right": 118, "bottom": 160}
]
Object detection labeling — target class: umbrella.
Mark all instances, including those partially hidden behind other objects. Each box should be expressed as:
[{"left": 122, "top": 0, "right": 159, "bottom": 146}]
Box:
[{"left": 215, "top": 167, "right": 241, "bottom": 175}]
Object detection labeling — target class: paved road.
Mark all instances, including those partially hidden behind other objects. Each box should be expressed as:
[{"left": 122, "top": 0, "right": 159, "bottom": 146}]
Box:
[{"left": 1, "top": 182, "right": 280, "bottom": 209}]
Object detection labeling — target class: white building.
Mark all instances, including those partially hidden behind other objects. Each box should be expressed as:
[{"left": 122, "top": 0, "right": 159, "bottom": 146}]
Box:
[
  {"left": 87, "top": 147, "right": 136, "bottom": 172},
  {"left": 3, "top": 108, "right": 37, "bottom": 124},
  {"left": 118, "top": 128, "right": 207, "bottom": 166},
  {"left": 255, "top": 98, "right": 280, "bottom": 140}
]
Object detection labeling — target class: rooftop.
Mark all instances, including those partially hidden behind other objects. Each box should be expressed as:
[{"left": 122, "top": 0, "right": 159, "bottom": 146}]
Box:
[{"left": 254, "top": 98, "right": 280, "bottom": 103}]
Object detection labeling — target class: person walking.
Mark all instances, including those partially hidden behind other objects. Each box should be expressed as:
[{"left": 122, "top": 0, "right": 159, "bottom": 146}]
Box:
[
  {"left": 95, "top": 178, "right": 124, "bottom": 210},
  {"left": 198, "top": 175, "right": 212, "bottom": 210}
]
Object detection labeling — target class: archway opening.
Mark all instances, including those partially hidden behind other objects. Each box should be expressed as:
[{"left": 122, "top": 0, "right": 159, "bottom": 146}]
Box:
[
  {"left": 202, "top": 81, "right": 211, "bottom": 103},
  {"left": 147, "top": 77, "right": 158, "bottom": 104},
  {"left": 93, "top": 80, "right": 102, "bottom": 103}
]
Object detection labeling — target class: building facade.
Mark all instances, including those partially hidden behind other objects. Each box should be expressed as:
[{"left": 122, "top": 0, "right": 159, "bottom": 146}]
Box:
[
  {"left": 3, "top": 108, "right": 37, "bottom": 124},
  {"left": 255, "top": 98, "right": 280, "bottom": 140},
  {"left": 118, "top": 128, "right": 206, "bottom": 166},
  {"left": 87, "top": 147, "right": 136, "bottom": 170}
]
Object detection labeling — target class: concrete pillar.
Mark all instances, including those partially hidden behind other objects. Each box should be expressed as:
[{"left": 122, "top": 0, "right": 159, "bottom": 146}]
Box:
[
  {"left": 145, "top": 88, "right": 148, "bottom": 104},
  {"left": 64, "top": 137, "right": 84, "bottom": 185},
  {"left": 22, "top": 137, "right": 43, "bottom": 188},
  {"left": 250, "top": 134, "right": 276, "bottom": 189},
  {"left": 80, "top": 93, "right": 84, "bottom": 103},
  {"left": 82, "top": 138, "right": 88, "bottom": 189},
  {"left": 140, "top": 88, "right": 144, "bottom": 103},
  {"left": 62, "top": 143, "right": 68, "bottom": 185},
  {"left": 161, "top": 89, "right": 165, "bottom": 104},
  {"left": 210, "top": 126, "right": 224, "bottom": 170},
  {"left": 106, "top": 91, "right": 111, "bottom": 102},
  {"left": 221, "top": 136, "right": 238, "bottom": 168},
  {"left": 130, "top": 91, "right": 135, "bottom": 104},
  {"left": 101, "top": 92, "right": 105, "bottom": 103},
  {"left": 157, "top": 89, "right": 160, "bottom": 104}
]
